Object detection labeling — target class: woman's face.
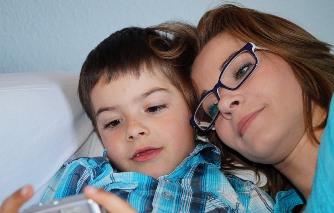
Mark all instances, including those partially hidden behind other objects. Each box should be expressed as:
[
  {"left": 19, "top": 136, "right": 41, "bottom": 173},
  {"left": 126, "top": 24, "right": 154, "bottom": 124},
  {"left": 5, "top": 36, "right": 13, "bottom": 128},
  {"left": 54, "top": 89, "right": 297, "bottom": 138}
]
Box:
[{"left": 191, "top": 32, "right": 305, "bottom": 164}]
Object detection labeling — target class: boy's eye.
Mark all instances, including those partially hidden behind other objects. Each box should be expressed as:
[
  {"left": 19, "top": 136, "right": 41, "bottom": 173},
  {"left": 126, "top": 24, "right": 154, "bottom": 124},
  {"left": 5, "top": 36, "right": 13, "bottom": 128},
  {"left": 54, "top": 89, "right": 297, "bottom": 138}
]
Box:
[
  {"left": 104, "top": 118, "right": 123, "bottom": 129},
  {"left": 146, "top": 104, "right": 167, "bottom": 113}
]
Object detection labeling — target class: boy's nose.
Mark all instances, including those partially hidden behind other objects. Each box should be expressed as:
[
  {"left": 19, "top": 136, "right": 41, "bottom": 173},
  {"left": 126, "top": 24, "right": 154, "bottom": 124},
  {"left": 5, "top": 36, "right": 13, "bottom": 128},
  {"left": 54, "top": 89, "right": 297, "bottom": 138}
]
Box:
[
  {"left": 126, "top": 119, "right": 148, "bottom": 141},
  {"left": 127, "top": 131, "right": 145, "bottom": 141}
]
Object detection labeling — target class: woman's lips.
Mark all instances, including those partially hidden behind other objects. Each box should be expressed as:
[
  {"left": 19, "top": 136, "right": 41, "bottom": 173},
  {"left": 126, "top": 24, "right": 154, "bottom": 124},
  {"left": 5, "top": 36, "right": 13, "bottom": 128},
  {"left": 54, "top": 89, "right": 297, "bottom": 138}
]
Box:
[
  {"left": 131, "top": 147, "right": 162, "bottom": 162},
  {"left": 237, "top": 108, "right": 264, "bottom": 137}
]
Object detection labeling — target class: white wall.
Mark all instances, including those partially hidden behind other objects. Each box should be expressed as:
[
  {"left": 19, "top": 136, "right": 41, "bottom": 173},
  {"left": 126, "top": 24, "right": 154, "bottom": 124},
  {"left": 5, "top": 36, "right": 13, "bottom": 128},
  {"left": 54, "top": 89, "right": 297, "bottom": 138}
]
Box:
[{"left": 1, "top": 0, "right": 333, "bottom": 73}]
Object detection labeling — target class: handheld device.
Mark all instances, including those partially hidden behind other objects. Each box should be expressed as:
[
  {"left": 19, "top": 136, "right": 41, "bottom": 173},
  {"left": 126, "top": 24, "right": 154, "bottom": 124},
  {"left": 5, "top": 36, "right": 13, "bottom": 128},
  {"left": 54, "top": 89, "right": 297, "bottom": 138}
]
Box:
[{"left": 21, "top": 194, "right": 107, "bottom": 213}]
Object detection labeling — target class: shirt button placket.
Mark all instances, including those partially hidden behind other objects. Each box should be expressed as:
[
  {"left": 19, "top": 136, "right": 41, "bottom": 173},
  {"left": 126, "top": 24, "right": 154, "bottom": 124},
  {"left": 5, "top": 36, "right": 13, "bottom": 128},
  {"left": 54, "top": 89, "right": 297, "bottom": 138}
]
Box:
[
  {"left": 162, "top": 178, "right": 174, "bottom": 200},
  {"left": 163, "top": 191, "right": 173, "bottom": 200}
]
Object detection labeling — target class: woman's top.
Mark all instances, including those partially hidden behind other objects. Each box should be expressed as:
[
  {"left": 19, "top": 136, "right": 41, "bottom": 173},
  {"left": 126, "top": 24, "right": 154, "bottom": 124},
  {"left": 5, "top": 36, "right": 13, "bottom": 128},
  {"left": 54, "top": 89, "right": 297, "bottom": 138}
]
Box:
[{"left": 305, "top": 95, "right": 334, "bottom": 212}]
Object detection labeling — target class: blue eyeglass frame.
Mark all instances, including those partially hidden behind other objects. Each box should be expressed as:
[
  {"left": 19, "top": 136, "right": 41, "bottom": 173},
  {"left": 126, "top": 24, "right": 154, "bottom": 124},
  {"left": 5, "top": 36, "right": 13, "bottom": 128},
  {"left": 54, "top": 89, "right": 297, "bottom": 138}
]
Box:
[{"left": 190, "top": 42, "right": 261, "bottom": 131}]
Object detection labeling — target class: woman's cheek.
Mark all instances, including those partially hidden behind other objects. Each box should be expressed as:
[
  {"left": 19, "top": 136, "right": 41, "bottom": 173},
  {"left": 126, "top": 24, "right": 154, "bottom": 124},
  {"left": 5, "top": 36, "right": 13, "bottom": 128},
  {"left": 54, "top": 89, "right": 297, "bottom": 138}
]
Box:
[{"left": 215, "top": 120, "right": 235, "bottom": 148}]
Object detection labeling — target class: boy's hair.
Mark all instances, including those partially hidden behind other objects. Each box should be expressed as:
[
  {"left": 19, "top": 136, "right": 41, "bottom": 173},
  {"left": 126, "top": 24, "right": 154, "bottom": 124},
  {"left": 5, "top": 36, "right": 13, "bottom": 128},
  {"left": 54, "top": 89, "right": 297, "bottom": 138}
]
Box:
[{"left": 78, "top": 27, "right": 198, "bottom": 132}]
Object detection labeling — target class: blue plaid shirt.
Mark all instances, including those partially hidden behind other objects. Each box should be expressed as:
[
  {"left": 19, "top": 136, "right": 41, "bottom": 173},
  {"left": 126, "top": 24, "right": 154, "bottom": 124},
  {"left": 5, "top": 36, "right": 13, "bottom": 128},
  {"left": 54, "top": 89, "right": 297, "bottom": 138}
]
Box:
[{"left": 41, "top": 142, "right": 282, "bottom": 212}]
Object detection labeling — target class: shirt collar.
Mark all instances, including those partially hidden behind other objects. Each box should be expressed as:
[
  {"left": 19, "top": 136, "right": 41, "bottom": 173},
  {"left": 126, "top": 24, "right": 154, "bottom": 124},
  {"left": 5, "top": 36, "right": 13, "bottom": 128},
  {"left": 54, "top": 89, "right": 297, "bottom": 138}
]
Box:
[{"left": 160, "top": 140, "right": 221, "bottom": 180}]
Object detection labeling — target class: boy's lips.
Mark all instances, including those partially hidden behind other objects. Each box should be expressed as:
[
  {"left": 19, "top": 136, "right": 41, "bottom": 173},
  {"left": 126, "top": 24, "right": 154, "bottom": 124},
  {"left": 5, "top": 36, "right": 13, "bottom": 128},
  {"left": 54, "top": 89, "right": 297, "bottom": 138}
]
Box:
[
  {"left": 131, "top": 147, "right": 162, "bottom": 162},
  {"left": 237, "top": 108, "right": 264, "bottom": 137}
]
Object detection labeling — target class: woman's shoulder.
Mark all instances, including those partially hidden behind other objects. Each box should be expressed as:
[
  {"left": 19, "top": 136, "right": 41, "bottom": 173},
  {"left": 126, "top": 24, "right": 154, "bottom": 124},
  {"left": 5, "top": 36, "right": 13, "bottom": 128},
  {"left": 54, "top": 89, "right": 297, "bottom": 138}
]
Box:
[
  {"left": 304, "top": 94, "right": 334, "bottom": 211},
  {"left": 275, "top": 189, "right": 305, "bottom": 212}
]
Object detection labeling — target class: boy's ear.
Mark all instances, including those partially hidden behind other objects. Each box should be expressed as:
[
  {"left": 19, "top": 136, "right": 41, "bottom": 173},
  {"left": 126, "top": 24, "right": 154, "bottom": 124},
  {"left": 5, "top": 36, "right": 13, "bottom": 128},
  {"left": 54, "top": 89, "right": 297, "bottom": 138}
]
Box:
[
  {"left": 94, "top": 127, "right": 102, "bottom": 140},
  {"left": 92, "top": 127, "right": 106, "bottom": 158},
  {"left": 103, "top": 148, "right": 108, "bottom": 158}
]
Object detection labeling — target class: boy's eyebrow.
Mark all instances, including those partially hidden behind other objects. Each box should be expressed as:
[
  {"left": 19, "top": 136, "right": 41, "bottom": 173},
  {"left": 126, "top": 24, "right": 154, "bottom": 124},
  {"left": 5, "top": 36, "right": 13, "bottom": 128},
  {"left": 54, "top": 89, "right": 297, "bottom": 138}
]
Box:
[
  {"left": 95, "top": 106, "right": 117, "bottom": 118},
  {"left": 95, "top": 87, "right": 169, "bottom": 118},
  {"left": 134, "top": 87, "right": 169, "bottom": 103}
]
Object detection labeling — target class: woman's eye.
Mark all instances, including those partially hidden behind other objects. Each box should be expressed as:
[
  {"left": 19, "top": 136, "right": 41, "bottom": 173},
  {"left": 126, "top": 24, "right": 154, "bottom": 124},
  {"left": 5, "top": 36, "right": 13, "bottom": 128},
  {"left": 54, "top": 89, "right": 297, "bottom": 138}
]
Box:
[
  {"left": 146, "top": 104, "right": 167, "bottom": 113},
  {"left": 234, "top": 63, "right": 252, "bottom": 80},
  {"left": 104, "top": 119, "right": 123, "bottom": 129},
  {"left": 208, "top": 103, "right": 219, "bottom": 118}
]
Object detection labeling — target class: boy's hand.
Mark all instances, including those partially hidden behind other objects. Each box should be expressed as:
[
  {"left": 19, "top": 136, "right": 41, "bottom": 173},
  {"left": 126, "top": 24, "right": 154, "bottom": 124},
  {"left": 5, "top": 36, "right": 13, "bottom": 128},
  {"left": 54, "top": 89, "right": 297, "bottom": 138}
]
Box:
[
  {"left": 0, "top": 185, "right": 34, "bottom": 213},
  {"left": 84, "top": 186, "right": 137, "bottom": 213}
]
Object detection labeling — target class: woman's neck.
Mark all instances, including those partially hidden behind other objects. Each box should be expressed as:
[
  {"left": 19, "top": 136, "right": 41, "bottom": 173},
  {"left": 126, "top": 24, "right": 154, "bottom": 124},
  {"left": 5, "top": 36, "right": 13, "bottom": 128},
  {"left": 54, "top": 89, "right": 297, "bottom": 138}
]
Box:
[
  {"left": 274, "top": 134, "right": 319, "bottom": 198},
  {"left": 274, "top": 104, "right": 325, "bottom": 199}
]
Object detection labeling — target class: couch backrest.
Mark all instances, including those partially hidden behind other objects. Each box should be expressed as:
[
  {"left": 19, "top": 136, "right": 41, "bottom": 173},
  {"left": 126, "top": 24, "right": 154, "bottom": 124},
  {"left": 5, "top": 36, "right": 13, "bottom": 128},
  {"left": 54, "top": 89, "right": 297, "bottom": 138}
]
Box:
[{"left": 0, "top": 72, "right": 95, "bottom": 207}]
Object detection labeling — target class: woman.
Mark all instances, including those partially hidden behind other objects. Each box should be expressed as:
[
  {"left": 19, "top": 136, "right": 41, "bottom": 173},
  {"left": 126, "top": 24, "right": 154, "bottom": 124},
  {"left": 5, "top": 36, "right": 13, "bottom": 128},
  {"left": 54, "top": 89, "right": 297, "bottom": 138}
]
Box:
[{"left": 187, "top": 4, "right": 334, "bottom": 212}]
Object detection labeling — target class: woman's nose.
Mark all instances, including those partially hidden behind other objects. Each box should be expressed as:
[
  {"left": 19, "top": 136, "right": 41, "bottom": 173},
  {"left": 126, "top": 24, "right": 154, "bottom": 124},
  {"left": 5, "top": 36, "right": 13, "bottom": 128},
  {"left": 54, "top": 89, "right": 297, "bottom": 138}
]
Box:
[{"left": 217, "top": 89, "right": 244, "bottom": 119}]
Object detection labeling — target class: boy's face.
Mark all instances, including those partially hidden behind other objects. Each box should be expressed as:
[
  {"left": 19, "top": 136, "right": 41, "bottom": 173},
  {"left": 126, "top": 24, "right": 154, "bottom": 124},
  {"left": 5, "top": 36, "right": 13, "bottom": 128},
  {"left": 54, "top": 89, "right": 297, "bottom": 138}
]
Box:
[{"left": 91, "top": 67, "right": 195, "bottom": 178}]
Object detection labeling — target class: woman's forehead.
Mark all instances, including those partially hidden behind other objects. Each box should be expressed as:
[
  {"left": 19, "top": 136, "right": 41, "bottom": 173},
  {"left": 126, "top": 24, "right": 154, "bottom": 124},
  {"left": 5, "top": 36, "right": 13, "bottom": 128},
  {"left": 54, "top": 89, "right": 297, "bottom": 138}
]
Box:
[{"left": 191, "top": 33, "right": 245, "bottom": 87}]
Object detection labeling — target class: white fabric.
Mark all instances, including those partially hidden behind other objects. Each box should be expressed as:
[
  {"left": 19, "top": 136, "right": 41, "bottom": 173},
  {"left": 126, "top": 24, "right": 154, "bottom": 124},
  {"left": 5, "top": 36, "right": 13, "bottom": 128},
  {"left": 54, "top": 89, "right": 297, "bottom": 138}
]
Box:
[{"left": 0, "top": 72, "right": 101, "bottom": 207}]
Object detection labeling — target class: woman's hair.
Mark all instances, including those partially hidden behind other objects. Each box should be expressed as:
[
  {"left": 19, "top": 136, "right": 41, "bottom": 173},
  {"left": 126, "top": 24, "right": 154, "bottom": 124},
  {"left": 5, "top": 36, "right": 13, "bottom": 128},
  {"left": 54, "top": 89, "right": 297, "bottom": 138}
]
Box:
[
  {"left": 78, "top": 27, "right": 198, "bottom": 133},
  {"left": 196, "top": 3, "right": 334, "bottom": 197}
]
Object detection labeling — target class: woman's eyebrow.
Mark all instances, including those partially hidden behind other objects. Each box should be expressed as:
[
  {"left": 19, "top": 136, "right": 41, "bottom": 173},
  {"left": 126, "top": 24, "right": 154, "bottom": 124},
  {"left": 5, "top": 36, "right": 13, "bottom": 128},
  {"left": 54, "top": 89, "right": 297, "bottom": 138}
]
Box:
[
  {"left": 219, "top": 51, "right": 236, "bottom": 71},
  {"left": 198, "top": 51, "right": 236, "bottom": 98},
  {"left": 200, "top": 90, "right": 209, "bottom": 99},
  {"left": 197, "top": 50, "right": 238, "bottom": 99}
]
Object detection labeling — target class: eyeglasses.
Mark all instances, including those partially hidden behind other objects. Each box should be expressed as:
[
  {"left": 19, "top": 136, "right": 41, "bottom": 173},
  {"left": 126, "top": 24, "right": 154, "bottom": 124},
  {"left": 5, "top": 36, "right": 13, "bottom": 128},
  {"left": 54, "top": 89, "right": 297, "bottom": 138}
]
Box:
[{"left": 190, "top": 42, "right": 263, "bottom": 132}]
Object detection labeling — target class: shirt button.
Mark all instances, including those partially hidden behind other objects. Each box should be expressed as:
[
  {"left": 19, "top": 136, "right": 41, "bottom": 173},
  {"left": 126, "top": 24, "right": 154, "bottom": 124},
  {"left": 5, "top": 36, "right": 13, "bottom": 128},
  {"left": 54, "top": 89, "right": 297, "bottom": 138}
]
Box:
[{"left": 163, "top": 191, "right": 173, "bottom": 200}]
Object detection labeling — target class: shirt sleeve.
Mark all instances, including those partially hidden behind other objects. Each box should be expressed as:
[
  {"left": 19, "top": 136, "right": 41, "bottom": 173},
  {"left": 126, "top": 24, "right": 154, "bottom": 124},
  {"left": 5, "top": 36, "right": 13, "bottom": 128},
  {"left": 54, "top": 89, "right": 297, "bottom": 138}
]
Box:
[{"left": 40, "top": 157, "right": 109, "bottom": 203}]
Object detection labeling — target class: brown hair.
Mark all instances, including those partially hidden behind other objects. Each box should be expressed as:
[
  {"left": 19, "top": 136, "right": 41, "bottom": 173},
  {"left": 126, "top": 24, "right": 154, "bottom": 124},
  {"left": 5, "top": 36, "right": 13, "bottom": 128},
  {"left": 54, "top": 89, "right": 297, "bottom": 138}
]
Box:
[
  {"left": 196, "top": 3, "right": 334, "bottom": 197},
  {"left": 78, "top": 27, "right": 198, "bottom": 135}
]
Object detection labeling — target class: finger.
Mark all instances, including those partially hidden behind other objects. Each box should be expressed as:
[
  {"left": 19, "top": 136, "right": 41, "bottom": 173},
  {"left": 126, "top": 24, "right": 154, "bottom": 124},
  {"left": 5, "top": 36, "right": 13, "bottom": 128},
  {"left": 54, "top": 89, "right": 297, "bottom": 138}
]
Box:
[
  {"left": 0, "top": 185, "right": 34, "bottom": 213},
  {"left": 84, "top": 186, "right": 137, "bottom": 213}
]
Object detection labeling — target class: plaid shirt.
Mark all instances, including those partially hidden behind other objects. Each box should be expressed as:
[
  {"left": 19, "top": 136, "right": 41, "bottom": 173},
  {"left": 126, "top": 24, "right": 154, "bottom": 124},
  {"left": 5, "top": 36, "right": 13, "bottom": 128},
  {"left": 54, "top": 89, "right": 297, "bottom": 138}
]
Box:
[{"left": 41, "top": 142, "right": 277, "bottom": 212}]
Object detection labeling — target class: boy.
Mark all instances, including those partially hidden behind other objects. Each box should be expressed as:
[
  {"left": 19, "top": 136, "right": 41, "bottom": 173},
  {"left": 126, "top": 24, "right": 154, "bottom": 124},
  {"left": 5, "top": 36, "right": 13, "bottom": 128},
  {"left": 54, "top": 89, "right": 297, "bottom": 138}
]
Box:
[{"left": 40, "top": 27, "right": 275, "bottom": 212}]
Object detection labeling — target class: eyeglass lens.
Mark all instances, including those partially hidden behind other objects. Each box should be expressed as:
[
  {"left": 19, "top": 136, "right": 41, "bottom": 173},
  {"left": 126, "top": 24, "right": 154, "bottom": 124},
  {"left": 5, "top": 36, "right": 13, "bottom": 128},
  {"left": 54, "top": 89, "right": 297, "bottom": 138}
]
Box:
[{"left": 194, "top": 91, "right": 219, "bottom": 130}]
